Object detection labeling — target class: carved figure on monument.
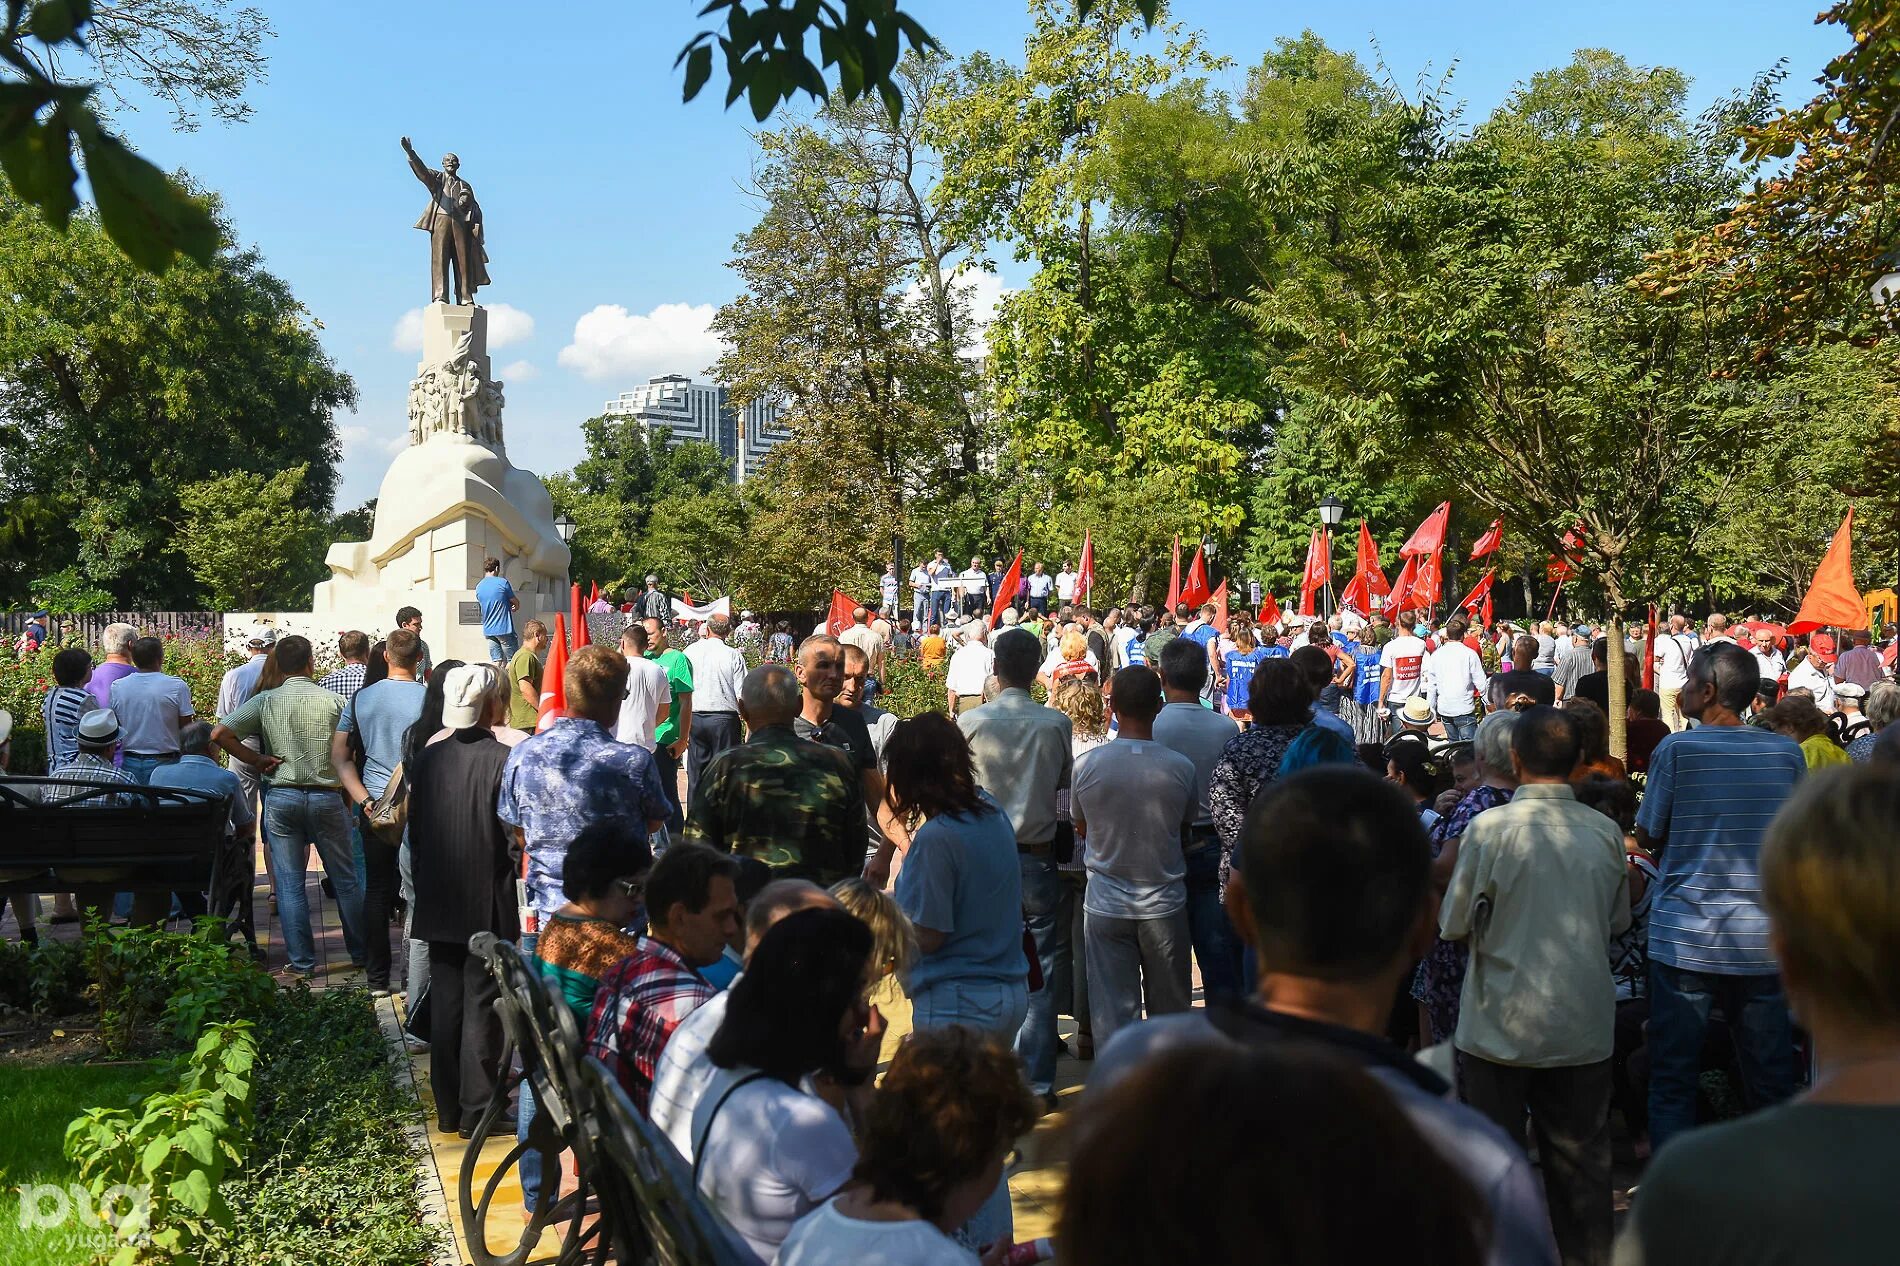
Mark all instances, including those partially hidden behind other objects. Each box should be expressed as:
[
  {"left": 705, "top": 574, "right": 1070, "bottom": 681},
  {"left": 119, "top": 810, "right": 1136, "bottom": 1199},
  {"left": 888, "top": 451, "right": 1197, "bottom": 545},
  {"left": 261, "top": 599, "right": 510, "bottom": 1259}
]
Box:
[{"left": 402, "top": 135, "right": 490, "bottom": 305}]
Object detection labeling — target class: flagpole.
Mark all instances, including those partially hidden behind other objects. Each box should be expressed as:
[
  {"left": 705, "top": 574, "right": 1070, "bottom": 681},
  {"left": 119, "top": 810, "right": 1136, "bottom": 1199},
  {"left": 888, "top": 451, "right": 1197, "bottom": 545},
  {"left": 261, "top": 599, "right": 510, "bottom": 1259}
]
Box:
[{"left": 1546, "top": 576, "right": 1566, "bottom": 623}]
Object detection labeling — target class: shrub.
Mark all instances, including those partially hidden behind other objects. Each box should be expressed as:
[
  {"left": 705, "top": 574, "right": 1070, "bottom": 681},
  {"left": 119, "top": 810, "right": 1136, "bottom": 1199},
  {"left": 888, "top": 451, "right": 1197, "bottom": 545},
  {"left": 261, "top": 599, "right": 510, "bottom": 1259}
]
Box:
[
  {"left": 83, "top": 918, "right": 277, "bottom": 1056},
  {"left": 0, "top": 633, "right": 243, "bottom": 769},
  {"left": 0, "top": 932, "right": 90, "bottom": 1015}
]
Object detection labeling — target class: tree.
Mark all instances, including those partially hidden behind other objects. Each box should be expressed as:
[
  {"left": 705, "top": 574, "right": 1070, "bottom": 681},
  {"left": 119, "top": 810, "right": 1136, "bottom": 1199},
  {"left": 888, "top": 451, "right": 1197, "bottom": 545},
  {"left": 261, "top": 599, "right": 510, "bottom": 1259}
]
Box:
[
  {"left": 1247, "top": 51, "right": 1777, "bottom": 755},
  {"left": 176, "top": 462, "right": 327, "bottom": 609},
  {"left": 0, "top": 184, "right": 354, "bottom": 607}
]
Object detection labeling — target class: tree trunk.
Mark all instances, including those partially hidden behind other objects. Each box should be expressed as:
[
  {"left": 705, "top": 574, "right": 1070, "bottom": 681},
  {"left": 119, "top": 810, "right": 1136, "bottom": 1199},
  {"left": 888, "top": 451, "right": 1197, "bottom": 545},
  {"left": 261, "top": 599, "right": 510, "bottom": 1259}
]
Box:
[{"left": 1606, "top": 608, "right": 1629, "bottom": 763}]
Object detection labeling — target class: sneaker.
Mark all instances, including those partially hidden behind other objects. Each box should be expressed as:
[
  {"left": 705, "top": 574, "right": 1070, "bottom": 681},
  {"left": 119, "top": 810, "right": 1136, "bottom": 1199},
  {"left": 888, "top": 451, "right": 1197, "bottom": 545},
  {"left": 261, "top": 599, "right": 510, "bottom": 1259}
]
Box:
[
  {"left": 370, "top": 986, "right": 393, "bottom": 999},
  {"left": 402, "top": 1034, "right": 430, "bottom": 1053},
  {"left": 272, "top": 966, "right": 316, "bottom": 987}
]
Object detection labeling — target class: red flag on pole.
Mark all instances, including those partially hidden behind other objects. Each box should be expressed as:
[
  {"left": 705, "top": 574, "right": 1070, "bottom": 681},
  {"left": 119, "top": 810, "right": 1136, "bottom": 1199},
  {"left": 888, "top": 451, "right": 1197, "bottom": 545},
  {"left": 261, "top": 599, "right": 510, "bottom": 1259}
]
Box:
[
  {"left": 1164, "top": 536, "right": 1183, "bottom": 611},
  {"left": 1211, "top": 580, "right": 1229, "bottom": 634},
  {"left": 1789, "top": 508, "right": 1865, "bottom": 634},
  {"left": 989, "top": 551, "right": 1024, "bottom": 630},
  {"left": 1299, "top": 529, "right": 1329, "bottom": 617},
  {"left": 1339, "top": 520, "right": 1391, "bottom": 614},
  {"left": 1469, "top": 517, "right": 1504, "bottom": 560},
  {"left": 1481, "top": 589, "right": 1494, "bottom": 628},
  {"left": 536, "top": 615, "right": 570, "bottom": 733},
  {"left": 1643, "top": 604, "right": 1658, "bottom": 690},
  {"left": 570, "top": 583, "right": 588, "bottom": 653},
  {"left": 1076, "top": 532, "right": 1095, "bottom": 608},
  {"left": 1410, "top": 551, "right": 1443, "bottom": 609},
  {"left": 1257, "top": 592, "right": 1282, "bottom": 625},
  {"left": 1400, "top": 502, "right": 1451, "bottom": 557},
  {"left": 1457, "top": 568, "right": 1496, "bottom": 616},
  {"left": 1388, "top": 555, "right": 1421, "bottom": 614},
  {"left": 588, "top": 580, "right": 600, "bottom": 606},
  {"left": 825, "top": 590, "right": 859, "bottom": 637},
  {"left": 1181, "top": 546, "right": 1211, "bottom": 610}
]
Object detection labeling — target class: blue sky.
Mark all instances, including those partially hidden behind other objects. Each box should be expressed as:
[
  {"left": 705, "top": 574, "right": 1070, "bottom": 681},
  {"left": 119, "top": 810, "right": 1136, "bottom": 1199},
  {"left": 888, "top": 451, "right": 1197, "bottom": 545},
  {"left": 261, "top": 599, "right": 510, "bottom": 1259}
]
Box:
[{"left": 118, "top": 0, "right": 1843, "bottom": 509}]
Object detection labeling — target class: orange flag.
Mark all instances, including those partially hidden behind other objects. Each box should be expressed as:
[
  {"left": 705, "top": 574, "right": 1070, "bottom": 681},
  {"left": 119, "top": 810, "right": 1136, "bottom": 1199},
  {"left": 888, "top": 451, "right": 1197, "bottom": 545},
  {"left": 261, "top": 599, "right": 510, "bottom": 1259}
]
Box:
[
  {"left": 1789, "top": 509, "right": 1865, "bottom": 634},
  {"left": 536, "top": 615, "right": 570, "bottom": 733}
]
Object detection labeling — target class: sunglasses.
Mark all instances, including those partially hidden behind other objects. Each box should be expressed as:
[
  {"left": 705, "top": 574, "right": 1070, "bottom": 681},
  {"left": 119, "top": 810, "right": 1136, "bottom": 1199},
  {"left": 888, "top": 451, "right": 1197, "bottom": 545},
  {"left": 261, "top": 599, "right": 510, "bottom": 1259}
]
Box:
[{"left": 615, "top": 877, "right": 648, "bottom": 899}]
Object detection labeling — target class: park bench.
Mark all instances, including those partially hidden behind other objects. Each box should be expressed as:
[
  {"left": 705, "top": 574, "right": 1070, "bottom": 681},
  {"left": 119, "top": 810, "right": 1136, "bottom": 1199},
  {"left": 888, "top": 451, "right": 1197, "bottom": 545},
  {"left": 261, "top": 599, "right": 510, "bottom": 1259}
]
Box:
[
  {"left": 464, "top": 933, "right": 751, "bottom": 1266},
  {"left": 0, "top": 778, "right": 253, "bottom": 947}
]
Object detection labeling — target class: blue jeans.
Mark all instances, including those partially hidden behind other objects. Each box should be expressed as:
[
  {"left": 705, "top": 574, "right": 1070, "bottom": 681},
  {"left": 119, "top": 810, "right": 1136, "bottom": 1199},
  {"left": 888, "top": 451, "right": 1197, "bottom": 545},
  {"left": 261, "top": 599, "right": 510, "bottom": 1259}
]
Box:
[
  {"left": 1647, "top": 962, "right": 1796, "bottom": 1151},
  {"left": 1183, "top": 843, "right": 1242, "bottom": 1000},
  {"left": 122, "top": 753, "right": 179, "bottom": 785},
  {"left": 486, "top": 631, "right": 520, "bottom": 663},
  {"left": 912, "top": 975, "right": 1028, "bottom": 1253},
  {"left": 1441, "top": 712, "right": 1479, "bottom": 743},
  {"left": 264, "top": 787, "right": 366, "bottom": 973},
  {"left": 1012, "top": 852, "right": 1069, "bottom": 1096}
]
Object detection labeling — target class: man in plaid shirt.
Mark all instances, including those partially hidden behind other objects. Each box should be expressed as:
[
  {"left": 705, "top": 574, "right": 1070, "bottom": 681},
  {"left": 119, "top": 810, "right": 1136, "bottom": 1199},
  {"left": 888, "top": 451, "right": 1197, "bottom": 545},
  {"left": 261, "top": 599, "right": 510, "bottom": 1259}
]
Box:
[
  {"left": 586, "top": 844, "right": 741, "bottom": 1112},
  {"left": 318, "top": 631, "right": 372, "bottom": 702}
]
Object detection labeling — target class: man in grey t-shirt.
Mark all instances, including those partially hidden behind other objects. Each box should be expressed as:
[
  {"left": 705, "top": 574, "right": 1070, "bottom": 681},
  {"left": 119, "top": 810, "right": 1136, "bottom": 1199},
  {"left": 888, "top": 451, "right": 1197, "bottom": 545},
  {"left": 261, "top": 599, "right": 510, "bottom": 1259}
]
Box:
[
  {"left": 1150, "top": 638, "right": 1242, "bottom": 998},
  {"left": 1072, "top": 666, "right": 1197, "bottom": 1046}
]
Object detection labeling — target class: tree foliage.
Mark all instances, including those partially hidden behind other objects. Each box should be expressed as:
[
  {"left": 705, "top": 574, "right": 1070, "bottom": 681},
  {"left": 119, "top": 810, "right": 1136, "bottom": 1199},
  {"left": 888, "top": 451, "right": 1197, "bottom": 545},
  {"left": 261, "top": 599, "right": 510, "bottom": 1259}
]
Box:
[
  {"left": 175, "top": 462, "right": 327, "bottom": 610},
  {"left": 0, "top": 182, "right": 353, "bottom": 607}
]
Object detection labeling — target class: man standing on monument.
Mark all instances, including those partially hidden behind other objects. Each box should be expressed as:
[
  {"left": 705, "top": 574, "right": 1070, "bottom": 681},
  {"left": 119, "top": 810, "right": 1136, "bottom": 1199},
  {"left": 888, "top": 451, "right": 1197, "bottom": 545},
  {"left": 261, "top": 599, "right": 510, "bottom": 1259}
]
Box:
[{"left": 402, "top": 136, "right": 489, "bottom": 305}]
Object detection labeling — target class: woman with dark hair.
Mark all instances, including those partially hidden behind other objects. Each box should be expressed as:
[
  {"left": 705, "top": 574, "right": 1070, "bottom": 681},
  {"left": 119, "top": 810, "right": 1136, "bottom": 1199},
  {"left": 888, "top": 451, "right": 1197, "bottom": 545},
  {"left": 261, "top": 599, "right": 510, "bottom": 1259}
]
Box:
[
  {"left": 1386, "top": 735, "right": 1448, "bottom": 832},
  {"left": 1207, "top": 659, "right": 1317, "bottom": 897},
  {"left": 779, "top": 1027, "right": 1038, "bottom": 1266},
  {"left": 694, "top": 907, "right": 881, "bottom": 1262},
  {"left": 885, "top": 709, "right": 1027, "bottom": 1250},
  {"left": 1562, "top": 698, "right": 1626, "bottom": 780},
  {"left": 390, "top": 658, "right": 463, "bottom": 1006},
  {"left": 363, "top": 638, "right": 391, "bottom": 688},
  {"left": 1060, "top": 1044, "right": 1487, "bottom": 1266}
]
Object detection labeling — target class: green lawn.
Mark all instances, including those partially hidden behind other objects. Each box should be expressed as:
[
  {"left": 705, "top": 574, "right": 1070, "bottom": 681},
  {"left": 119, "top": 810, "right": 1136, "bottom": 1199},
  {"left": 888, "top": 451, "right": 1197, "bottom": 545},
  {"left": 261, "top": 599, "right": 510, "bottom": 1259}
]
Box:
[{"left": 0, "top": 1062, "right": 158, "bottom": 1266}]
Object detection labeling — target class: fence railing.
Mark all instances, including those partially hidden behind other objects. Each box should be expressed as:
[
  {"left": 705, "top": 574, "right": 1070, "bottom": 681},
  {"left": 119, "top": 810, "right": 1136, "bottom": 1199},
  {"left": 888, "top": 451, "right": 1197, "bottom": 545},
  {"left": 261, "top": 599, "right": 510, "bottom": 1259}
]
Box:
[{"left": 2, "top": 611, "right": 226, "bottom": 644}]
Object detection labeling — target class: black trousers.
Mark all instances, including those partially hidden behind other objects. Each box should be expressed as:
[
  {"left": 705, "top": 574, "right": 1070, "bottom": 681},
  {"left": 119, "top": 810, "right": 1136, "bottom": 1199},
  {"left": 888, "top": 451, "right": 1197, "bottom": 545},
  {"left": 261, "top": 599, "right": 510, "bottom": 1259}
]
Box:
[
  {"left": 428, "top": 940, "right": 504, "bottom": 1134},
  {"left": 653, "top": 745, "right": 685, "bottom": 837},
  {"left": 361, "top": 827, "right": 401, "bottom": 990},
  {"left": 687, "top": 712, "right": 742, "bottom": 809},
  {"left": 1458, "top": 1050, "right": 1613, "bottom": 1266}
]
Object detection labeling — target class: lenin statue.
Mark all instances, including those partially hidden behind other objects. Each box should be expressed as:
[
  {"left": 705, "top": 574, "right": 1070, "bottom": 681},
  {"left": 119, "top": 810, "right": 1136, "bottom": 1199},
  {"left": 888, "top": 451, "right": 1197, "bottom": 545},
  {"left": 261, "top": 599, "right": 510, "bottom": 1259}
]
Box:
[{"left": 401, "top": 136, "right": 491, "bottom": 305}]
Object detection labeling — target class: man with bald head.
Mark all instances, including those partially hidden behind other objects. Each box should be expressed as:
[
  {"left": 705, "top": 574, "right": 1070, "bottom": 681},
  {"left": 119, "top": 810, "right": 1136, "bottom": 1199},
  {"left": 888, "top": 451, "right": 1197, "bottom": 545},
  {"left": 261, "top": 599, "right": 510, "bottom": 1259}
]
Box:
[
  {"left": 684, "top": 665, "right": 865, "bottom": 885},
  {"left": 648, "top": 878, "right": 839, "bottom": 1155}
]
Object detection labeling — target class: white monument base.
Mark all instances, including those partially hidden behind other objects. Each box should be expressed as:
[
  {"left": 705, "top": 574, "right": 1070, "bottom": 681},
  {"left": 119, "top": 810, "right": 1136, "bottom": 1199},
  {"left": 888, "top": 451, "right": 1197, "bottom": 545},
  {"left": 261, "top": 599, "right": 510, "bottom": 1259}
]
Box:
[{"left": 226, "top": 302, "right": 571, "bottom": 668}]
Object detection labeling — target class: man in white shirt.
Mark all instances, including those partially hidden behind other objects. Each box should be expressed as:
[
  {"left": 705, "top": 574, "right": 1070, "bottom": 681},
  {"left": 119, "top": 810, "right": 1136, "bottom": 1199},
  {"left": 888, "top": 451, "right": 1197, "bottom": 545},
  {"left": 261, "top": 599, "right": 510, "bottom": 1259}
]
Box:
[
  {"left": 958, "top": 556, "right": 990, "bottom": 618},
  {"left": 108, "top": 635, "right": 195, "bottom": 784},
  {"left": 1151, "top": 639, "right": 1242, "bottom": 998},
  {"left": 1749, "top": 627, "right": 1786, "bottom": 684},
  {"left": 908, "top": 562, "right": 932, "bottom": 630},
  {"left": 878, "top": 563, "right": 900, "bottom": 619},
  {"left": 1378, "top": 611, "right": 1430, "bottom": 735},
  {"left": 683, "top": 614, "right": 749, "bottom": 805},
  {"left": 1651, "top": 614, "right": 1696, "bottom": 730},
  {"left": 1427, "top": 614, "right": 1488, "bottom": 742},
  {"left": 1702, "top": 612, "right": 1736, "bottom": 645},
  {"left": 615, "top": 625, "right": 673, "bottom": 752},
  {"left": 1055, "top": 560, "right": 1078, "bottom": 604},
  {"left": 1073, "top": 666, "right": 1197, "bottom": 1046},
  {"left": 943, "top": 623, "right": 994, "bottom": 714},
  {"left": 1025, "top": 562, "right": 1055, "bottom": 613}
]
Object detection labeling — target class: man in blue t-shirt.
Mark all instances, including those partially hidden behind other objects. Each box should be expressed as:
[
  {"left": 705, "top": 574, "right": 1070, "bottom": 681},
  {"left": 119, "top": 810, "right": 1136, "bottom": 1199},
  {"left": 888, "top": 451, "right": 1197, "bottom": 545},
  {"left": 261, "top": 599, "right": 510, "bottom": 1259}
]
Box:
[
  {"left": 1634, "top": 642, "right": 1805, "bottom": 1152},
  {"left": 475, "top": 556, "right": 520, "bottom": 662}
]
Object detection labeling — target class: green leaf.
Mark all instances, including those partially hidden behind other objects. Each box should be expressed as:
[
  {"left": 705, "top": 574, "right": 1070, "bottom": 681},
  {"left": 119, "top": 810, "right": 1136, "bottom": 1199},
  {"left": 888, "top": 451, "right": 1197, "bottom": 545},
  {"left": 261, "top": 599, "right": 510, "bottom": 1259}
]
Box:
[
  {"left": 0, "top": 81, "right": 58, "bottom": 145},
  {"left": 27, "top": 0, "right": 90, "bottom": 45},
  {"left": 682, "top": 44, "right": 713, "bottom": 102},
  {"left": 0, "top": 114, "right": 80, "bottom": 228},
  {"left": 75, "top": 119, "right": 218, "bottom": 269},
  {"left": 747, "top": 64, "right": 778, "bottom": 121},
  {"left": 176, "top": 1124, "right": 218, "bottom": 1165},
  {"left": 170, "top": 1167, "right": 214, "bottom": 1216}
]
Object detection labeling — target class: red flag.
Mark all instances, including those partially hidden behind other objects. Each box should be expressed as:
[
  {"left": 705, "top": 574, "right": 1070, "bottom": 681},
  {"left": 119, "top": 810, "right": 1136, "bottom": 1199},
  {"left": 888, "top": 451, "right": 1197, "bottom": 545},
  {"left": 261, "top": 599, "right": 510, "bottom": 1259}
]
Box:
[
  {"left": 1789, "top": 508, "right": 1865, "bottom": 634},
  {"left": 1339, "top": 520, "right": 1390, "bottom": 614},
  {"left": 1257, "top": 592, "right": 1282, "bottom": 625},
  {"left": 1409, "top": 551, "right": 1443, "bottom": 608},
  {"left": 1546, "top": 521, "right": 1585, "bottom": 584},
  {"left": 1469, "top": 517, "right": 1504, "bottom": 560},
  {"left": 1388, "top": 555, "right": 1421, "bottom": 614},
  {"left": 588, "top": 579, "right": 600, "bottom": 606},
  {"left": 1400, "top": 502, "right": 1451, "bottom": 557},
  {"left": 1076, "top": 532, "right": 1095, "bottom": 607},
  {"left": 536, "top": 615, "right": 570, "bottom": 733},
  {"left": 1164, "top": 536, "right": 1183, "bottom": 610},
  {"left": 989, "top": 551, "right": 1024, "bottom": 630},
  {"left": 825, "top": 589, "right": 859, "bottom": 637},
  {"left": 1546, "top": 556, "right": 1574, "bottom": 584},
  {"left": 1457, "top": 568, "right": 1496, "bottom": 616},
  {"left": 1181, "top": 546, "right": 1211, "bottom": 609},
  {"left": 1643, "top": 604, "right": 1658, "bottom": 691},
  {"left": 1481, "top": 589, "right": 1494, "bottom": 628},
  {"left": 570, "top": 583, "right": 588, "bottom": 653},
  {"left": 1298, "top": 529, "right": 1330, "bottom": 616},
  {"left": 1211, "top": 580, "right": 1229, "bottom": 634},
  {"left": 682, "top": 590, "right": 693, "bottom": 606}
]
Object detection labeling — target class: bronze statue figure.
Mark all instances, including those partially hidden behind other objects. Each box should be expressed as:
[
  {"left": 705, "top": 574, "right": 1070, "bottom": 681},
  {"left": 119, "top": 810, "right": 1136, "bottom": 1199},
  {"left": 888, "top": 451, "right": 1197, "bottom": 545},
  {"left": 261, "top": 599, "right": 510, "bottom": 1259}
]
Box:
[{"left": 402, "top": 136, "right": 490, "bottom": 305}]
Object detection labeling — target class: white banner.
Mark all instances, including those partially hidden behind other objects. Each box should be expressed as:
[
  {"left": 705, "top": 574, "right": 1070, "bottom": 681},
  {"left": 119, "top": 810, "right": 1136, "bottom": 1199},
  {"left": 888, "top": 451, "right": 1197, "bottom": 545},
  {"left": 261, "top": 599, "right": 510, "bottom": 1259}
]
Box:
[{"left": 671, "top": 595, "right": 731, "bottom": 622}]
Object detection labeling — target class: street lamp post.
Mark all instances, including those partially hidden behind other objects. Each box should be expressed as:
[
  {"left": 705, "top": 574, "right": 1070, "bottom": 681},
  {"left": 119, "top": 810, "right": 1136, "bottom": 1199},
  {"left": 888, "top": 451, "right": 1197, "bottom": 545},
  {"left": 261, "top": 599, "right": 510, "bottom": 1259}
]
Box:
[
  {"left": 553, "top": 512, "right": 577, "bottom": 545},
  {"left": 1316, "top": 495, "right": 1345, "bottom": 618}
]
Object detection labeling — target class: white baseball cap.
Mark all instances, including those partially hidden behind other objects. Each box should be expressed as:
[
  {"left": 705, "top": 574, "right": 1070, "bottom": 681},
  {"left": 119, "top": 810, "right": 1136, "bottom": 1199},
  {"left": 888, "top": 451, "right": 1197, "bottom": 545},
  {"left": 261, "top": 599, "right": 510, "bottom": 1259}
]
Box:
[
  {"left": 441, "top": 664, "right": 491, "bottom": 730},
  {"left": 246, "top": 625, "right": 278, "bottom": 648}
]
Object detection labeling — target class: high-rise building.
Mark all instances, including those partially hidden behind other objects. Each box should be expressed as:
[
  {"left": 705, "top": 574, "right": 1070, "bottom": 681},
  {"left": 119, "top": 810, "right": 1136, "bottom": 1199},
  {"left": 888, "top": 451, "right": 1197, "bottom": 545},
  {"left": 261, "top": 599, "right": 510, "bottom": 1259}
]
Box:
[{"left": 602, "top": 375, "right": 788, "bottom": 483}]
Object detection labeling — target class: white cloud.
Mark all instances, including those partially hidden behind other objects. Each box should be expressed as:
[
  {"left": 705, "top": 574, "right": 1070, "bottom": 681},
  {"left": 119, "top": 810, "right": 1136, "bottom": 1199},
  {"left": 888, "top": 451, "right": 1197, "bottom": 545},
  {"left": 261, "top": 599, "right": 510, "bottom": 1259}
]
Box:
[
  {"left": 956, "top": 270, "right": 1008, "bottom": 357},
  {"left": 557, "top": 301, "right": 724, "bottom": 382},
  {"left": 338, "top": 423, "right": 406, "bottom": 458},
  {"left": 391, "top": 302, "right": 535, "bottom": 352},
  {"left": 500, "top": 359, "right": 539, "bottom": 381}
]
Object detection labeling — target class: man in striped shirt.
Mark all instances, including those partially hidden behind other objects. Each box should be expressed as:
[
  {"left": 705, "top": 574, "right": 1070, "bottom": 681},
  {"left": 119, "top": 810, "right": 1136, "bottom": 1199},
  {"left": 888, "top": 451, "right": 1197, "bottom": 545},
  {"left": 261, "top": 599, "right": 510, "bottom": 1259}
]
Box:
[
  {"left": 318, "top": 631, "right": 371, "bottom": 702},
  {"left": 41, "top": 647, "right": 95, "bottom": 772},
  {"left": 1635, "top": 642, "right": 1806, "bottom": 1151}
]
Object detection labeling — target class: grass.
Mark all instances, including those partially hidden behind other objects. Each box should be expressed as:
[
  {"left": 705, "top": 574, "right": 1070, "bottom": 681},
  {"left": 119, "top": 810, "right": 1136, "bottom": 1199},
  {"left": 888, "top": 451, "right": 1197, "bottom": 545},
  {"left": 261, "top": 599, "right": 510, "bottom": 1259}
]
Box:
[{"left": 0, "top": 1061, "right": 159, "bottom": 1266}]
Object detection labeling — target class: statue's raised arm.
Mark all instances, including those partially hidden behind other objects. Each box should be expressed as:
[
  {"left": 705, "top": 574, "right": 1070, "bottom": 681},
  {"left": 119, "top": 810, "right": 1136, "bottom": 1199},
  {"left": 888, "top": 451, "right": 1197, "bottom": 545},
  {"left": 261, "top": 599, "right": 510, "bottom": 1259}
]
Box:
[{"left": 400, "top": 135, "right": 437, "bottom": 190}]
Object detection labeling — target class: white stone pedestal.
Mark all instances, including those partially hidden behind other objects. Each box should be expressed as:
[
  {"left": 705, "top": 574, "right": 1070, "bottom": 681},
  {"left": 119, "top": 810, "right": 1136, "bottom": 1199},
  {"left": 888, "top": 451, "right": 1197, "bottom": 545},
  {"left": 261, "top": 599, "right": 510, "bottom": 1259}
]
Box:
[{"left": 230, "top": 302, "right": 570, "bottom": 667}]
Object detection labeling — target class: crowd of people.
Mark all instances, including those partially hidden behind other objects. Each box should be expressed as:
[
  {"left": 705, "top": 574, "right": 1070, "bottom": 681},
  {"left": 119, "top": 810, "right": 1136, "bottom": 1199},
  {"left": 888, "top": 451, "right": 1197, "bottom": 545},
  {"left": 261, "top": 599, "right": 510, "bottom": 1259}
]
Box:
[{"left": 5, "top": 560, "right": 1900, "bottom": 1266}]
